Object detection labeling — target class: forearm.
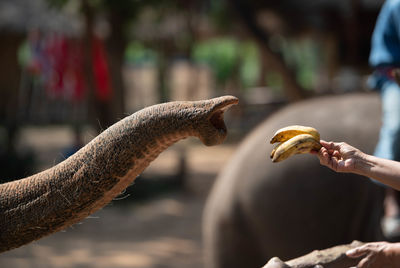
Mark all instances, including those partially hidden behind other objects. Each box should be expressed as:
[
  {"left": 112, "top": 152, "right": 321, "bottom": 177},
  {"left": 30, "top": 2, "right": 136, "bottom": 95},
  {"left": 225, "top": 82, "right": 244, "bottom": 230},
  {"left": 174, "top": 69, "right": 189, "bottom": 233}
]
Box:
[{"left": 354, "top": 153, "right": 400, "bottom": 190}]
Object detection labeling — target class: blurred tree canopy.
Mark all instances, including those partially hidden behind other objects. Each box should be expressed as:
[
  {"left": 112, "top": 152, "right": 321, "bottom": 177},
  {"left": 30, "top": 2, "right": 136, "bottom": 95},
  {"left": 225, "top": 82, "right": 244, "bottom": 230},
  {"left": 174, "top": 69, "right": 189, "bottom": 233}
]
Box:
[
  {"left": 43, "top": 0, "right": 377, "bottom": 108},
  {"left": 0, "top": 0, "right": 383, "bottom": 182},
  {"left": 3, "top": 0, "right": 381, "bottom": 126}
]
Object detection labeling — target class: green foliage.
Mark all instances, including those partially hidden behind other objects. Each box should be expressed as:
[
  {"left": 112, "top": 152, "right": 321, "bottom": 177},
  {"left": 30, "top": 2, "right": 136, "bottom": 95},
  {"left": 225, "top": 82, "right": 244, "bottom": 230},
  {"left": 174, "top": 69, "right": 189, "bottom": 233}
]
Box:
[
  {"left": 192, "top": 38, "right": 239, "bottom": 84},
  {"left": 125, "top": 41, "right": 158, "bottom": 65},
  {"left": 265, "top": 72, "right": 283, "bottom": 93},
  {"left": 192, "top": 38, "right": 261, "bottom": 88},
  {"left": 45, "top": 0, "right": 319, "bottom": 94},
  {"left": 282, "top": 38, "right": 320, "bottom": 90},
  {"left": 239, "top": 42, "right": 260, "bottom": 88}
]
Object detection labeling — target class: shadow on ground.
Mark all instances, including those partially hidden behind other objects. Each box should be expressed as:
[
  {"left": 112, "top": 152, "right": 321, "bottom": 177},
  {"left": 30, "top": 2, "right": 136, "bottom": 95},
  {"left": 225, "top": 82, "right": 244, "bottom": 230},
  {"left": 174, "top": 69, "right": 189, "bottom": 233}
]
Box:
[{"left": 0, "top": 131, "right": 236, "bottom": 268}]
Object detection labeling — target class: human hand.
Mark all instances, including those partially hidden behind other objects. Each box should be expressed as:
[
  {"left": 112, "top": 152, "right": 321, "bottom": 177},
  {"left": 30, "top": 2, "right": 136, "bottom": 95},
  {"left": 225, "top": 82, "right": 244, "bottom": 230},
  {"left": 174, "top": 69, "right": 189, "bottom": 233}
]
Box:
[
  {"left": 315, "top": 140, "right": 364, "bottom": 173},
  {"left": 346, "top": 241, "right": 400, "bottom": 268}
]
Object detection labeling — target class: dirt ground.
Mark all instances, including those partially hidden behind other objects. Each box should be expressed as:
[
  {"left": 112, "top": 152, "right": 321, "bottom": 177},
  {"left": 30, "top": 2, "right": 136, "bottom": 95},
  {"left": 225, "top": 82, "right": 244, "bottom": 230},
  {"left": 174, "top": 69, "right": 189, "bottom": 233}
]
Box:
[{"left": 0, "top": 126, "right": 238, "bottom": 268}]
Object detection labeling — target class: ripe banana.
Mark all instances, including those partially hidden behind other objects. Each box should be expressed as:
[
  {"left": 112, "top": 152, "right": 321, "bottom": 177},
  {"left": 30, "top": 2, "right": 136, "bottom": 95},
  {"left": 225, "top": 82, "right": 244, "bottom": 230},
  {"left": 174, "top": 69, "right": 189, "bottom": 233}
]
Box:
[
  {"left": 270, "top": 125, "right": 321, "bottom": 163},
  {"left": 270, "top": 125, "right": 320, "bottom": 144}
]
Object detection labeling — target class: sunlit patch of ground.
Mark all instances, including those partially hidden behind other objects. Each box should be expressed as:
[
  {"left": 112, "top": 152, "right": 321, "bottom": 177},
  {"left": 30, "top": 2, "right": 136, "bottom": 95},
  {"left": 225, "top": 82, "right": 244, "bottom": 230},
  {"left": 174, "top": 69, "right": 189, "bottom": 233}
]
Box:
[
  {"left": 0, "top": 194, "right": 205, "bottom": 268},
  {"left": 1, "top": 128, "right": 237, "bottom": 268}
]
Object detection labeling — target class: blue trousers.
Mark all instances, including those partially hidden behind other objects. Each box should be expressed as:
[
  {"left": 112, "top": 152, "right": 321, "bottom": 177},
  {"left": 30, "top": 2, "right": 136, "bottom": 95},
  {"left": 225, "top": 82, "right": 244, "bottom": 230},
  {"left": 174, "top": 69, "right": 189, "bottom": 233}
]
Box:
[{"left": 374, "top": 80, "right": 400, "bottom": 161}]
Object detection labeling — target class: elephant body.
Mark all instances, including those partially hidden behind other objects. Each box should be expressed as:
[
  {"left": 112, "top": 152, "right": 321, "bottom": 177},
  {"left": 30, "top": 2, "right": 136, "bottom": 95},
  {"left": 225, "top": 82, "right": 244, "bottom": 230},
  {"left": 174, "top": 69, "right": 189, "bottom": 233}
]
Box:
[{"left": 203, "top": 93, "right": 385, "bottom": 268}]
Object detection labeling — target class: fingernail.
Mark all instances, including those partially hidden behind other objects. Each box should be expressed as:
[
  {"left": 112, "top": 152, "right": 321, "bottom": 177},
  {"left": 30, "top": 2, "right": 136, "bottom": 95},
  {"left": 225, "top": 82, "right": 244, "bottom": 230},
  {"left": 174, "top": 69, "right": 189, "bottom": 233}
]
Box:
[{"left": 346, "top": 249, "right": 355, "bottom": 255}]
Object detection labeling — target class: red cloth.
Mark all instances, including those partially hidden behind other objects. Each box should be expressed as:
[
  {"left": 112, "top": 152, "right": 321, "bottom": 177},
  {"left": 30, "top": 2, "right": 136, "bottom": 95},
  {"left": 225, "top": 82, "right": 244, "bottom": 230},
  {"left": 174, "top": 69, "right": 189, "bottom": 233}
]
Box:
[
  {"left": 47, "top": 36, "right": 87, "bottom": 101},
  {"left": 92, "top": 37, "right": 112, "bottom": 102},
  {"left": 67, "top": 39, "right": 86, "bottom": 101},
  {"left": 45, "top": 35, "right": 68, "bottom": 97},
  {"left": 30, "top": 33, "right": 111, "bottom": 103}
]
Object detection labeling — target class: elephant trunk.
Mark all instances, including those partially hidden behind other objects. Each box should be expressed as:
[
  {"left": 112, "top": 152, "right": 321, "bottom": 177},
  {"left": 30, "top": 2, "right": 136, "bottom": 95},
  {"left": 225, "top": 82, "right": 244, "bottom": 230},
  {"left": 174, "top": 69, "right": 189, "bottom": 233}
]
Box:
[{"left": 0, "top": 96, "right": 238, "bottom": 253}]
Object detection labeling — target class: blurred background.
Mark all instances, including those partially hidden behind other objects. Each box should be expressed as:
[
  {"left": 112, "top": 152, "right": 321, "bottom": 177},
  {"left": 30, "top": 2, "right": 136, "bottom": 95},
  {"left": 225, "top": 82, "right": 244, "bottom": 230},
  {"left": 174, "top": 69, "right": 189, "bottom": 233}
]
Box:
[{"left": 0, "top": 0, "right": 384, "bottom": 267}]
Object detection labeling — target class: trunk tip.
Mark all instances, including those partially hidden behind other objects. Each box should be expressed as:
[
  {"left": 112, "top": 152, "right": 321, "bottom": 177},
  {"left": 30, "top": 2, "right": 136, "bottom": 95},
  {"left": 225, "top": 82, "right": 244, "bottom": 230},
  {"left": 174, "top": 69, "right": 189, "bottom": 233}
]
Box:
[
  {"left": 210, "top": 95, "right": 239, "bottom": 111},
  {"left": 197, "top": 95, "right": 238, "bottom": 146}
]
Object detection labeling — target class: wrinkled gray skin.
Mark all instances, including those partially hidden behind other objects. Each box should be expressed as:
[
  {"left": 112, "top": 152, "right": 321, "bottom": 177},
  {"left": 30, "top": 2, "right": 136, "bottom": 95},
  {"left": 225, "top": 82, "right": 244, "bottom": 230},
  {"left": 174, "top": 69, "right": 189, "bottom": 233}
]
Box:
[
  {"left": 0, "top": 96, "right": 238, "bottom": 253},
  {"left": 203, "top": 93, "right": 385, "bottom": 268}
]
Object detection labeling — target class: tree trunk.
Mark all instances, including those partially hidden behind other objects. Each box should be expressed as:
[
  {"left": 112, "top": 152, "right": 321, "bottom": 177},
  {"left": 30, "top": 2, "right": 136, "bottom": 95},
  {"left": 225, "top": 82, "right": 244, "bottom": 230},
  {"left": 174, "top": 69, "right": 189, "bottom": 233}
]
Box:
[
  {"left": 82, "top": 0, "right": 113, "bottom": 132},
  {"left": 106, "top": 11, "right": 127, "bottom": 119}
]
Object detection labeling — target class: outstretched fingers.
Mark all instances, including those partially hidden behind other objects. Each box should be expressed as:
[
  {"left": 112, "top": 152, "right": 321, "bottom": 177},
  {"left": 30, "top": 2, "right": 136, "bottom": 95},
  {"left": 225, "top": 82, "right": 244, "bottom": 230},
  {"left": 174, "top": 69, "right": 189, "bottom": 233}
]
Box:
[
  {"left": 347, "top": 246, "right": 372, "bottom": 268},
  {"left": 346, "top": 242, "right": 398, "bottom": 268},
  {"left": 347, "top": 245, "right": 370, "bottom": 258},
  {"left": 317, "top": 140, "right": 356, "bottom": 172},
  {"left": 317, "top": 148, "right": 328, "bottom": 161},
  {"left": 317, "top": 143, "right": 338, "bottom": 170},
  {"left": 320, "top": 140, "right": 338, "bottom": 150},
  {"left": 317, "top": 146, "right": 330, "bottom": 165}
]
